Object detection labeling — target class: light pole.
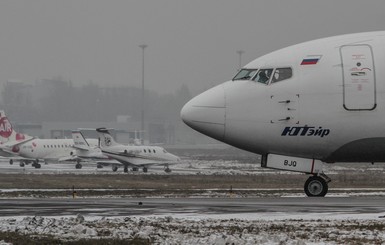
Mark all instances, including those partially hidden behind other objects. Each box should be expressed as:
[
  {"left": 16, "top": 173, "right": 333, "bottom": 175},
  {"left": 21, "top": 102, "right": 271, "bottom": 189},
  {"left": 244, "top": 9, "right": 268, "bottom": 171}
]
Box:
[
  {"left": 236, "top": 50, "right": 244, "bottom": 70},
  {"left": 139, "top": 44, "right": 148, "bottom": 145}
]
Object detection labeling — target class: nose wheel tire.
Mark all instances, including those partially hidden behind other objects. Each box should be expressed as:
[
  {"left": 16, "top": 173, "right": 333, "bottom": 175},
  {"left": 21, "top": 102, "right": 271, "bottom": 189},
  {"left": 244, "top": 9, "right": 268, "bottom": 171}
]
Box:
[{"left": 304, "top": 176, "right": 328, "bottom": 197}]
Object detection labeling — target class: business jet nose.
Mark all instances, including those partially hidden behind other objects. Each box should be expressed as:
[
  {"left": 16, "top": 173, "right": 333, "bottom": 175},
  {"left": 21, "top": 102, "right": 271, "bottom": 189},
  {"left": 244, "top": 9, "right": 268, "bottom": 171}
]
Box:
[{"left": 181, "top": 84, "right": 225, "bottom": 141}]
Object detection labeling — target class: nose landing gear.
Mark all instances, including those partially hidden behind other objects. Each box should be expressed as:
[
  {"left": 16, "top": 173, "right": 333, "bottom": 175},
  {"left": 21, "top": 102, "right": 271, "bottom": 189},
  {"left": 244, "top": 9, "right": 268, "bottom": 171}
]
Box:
[{"left": 262, "top": 154, "right": 332, "bottom": 197}]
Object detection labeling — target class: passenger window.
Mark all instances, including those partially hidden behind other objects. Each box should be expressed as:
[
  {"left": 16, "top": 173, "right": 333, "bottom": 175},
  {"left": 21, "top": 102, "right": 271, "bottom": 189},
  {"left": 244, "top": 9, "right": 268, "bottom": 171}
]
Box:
[
  {"left": 232, "top": 69, "right": 258, "bottom": 81},
  {"left": 144, "top": 149, "right": 146, "bottom": 153},
  {"left": 271, "top": 68, "right": 293, "bottom": 83},
  {"left": 153, "top": 150, "right": 156, "bottom": 153},
  {"left": 253, "top": 69, "right": 273, "bottom": 84}
]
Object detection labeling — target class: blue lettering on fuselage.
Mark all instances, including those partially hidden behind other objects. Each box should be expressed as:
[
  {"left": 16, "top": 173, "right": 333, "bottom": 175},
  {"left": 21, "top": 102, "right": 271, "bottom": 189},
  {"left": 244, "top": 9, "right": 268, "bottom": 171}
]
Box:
[{"left": 281, "top": 126, "right": 330, "bottom": 137}]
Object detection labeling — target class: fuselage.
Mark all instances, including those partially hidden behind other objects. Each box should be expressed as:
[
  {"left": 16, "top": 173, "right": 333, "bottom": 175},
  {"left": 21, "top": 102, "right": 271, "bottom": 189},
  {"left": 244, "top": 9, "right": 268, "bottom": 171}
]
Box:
[
  {"left": 14, "top": 138, "right": 99, "bottom": 161},
  {"left": 101, "top": 145, "right": 180, "bottom": 166},
  {"left": 15, "top": 138, "right": 74, "bottom": 160},
  {"left": 181, "top": 31, "right": 385, "bottom": 162}
]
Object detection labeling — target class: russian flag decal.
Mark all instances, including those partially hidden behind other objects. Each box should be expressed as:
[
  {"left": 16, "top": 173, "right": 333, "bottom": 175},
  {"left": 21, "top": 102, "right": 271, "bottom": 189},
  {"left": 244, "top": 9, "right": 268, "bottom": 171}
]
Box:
[{"left": 301, "top": 55, "right": 322, "bottom": 65}]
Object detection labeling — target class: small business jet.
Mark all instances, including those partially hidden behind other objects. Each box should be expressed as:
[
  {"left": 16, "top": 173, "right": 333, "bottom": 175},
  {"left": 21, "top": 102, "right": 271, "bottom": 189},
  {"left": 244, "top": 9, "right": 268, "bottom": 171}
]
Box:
[
  {"left": 96, "top": 128, "right": 180, "bottom": 172},
  {"left": 71, "top": 130, "right": 118, "bottom": 170},
  {"left": 181, "top": 31, "right": 385, "bottom": 197}
]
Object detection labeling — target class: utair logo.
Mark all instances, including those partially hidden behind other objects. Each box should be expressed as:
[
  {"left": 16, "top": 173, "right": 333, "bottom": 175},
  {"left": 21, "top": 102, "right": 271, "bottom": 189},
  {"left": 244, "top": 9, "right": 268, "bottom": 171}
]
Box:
[
  {"left": 0, "top": 117, "right": 13, "bottom": 138},
  {"left": 281, "top": 126, "right": 330, "bottom": 138}
]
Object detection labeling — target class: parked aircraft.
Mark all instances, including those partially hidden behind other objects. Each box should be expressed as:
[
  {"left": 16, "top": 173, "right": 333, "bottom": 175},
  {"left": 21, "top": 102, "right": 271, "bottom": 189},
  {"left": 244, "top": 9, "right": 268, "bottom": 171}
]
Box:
[
  {"left": 181, "top": 31, "right": 385, "bottom": 197},
  {"left": 96, "top": 128, "right": 180, "bottom": 172},
  {"left": 0, "top": 111, "right": 83, "bottom": 168},
  {"left": 71, "top": 130, "right": 118, "bottom": 170}
]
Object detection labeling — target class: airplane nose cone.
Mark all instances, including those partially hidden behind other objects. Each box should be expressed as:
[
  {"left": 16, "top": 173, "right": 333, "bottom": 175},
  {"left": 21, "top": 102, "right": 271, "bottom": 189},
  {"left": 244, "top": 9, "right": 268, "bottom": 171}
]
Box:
[{"left": 181, "top": 84, "right": 226, "bottom": 141}]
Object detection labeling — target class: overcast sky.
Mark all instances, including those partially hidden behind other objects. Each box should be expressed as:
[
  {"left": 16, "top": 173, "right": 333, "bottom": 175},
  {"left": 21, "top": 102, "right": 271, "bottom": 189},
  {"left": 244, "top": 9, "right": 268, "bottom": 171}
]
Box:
[{"left": 0, "top": 0, "right": 384, "bottom": 95}]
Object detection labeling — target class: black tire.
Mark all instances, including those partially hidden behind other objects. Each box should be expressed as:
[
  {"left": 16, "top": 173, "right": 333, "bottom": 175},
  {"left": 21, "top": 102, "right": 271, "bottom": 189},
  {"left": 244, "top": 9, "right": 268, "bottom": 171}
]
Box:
[
  {"left": 124, "top": 166, "right": 128, "bottom": 173},
  {"left": 143, "top": 167, "right": 148, "bottom": 173},
  {"left": 35, "top": 163, "right": 41, "bottom": 169},
  {"left": 75, "top": 163, "right": 82, "bottom": 169},
  {"left": 9, "top": 159, "right": 13, "bottom": 165},
  {"left": 164, "top": 168, "right": 172, "bottom": 173},
  {"left": 132, "top": 167, "right": 139, "bottom": 172},
  {"left": 112, "top": 166, "right": 118, "bottom": 172},
  {"left": 20, "top": 162, "right": 25, "bottom": 167},
  {"left": 304, "top": 176, "right": 328, "bottom": 197}
]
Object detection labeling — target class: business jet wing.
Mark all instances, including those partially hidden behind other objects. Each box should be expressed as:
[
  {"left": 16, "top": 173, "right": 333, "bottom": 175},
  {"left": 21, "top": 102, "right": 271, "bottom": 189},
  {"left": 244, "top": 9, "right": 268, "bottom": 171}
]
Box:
[{"left": 112, "top": 156, "right": 172, "bottom": 167}]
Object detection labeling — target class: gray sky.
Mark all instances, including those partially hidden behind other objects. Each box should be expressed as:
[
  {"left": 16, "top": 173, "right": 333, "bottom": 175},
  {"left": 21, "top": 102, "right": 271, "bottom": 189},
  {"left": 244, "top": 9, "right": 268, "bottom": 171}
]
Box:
[{"left": 0, "top": 0, "right": 384, "bottom": 95}]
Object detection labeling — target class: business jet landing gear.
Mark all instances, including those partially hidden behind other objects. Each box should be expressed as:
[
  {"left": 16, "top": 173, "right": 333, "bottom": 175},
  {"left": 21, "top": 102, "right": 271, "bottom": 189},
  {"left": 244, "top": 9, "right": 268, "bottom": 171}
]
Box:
[
  {"left": 124, "top": 166, "right": 128, "bottom": 173},
  {"left": 19, "top": 161, "right": 25, "bottom": 167},
  {"left": 132, "top": 167, "right": 139, "bottom": 172},
  {"left": 304, "top": 175, "right": 329, "bottom": 197},
  {"left": 142, "top": 167, "right": 148, "bottom": 173},
  {"left": 9, "top": 159, "right": 13, "bottom": 165},
  {"left": 112, "top": 166, "right": 118, "bottom": 172},
  {"left": 75, "top": 163, "right": 82, "bottom": 169}
]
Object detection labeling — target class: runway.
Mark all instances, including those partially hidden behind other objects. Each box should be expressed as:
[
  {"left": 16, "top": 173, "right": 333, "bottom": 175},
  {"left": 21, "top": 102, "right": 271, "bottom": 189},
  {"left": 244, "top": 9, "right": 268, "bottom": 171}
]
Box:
[{"left": 1, "top": 196, "right": 384, "bottom": 218}]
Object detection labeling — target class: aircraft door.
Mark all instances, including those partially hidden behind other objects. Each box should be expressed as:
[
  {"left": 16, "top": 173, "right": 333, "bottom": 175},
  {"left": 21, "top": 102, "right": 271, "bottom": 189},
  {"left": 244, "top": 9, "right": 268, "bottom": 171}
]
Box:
[{"left": 340, "top": 45, "right": 376, "bottom": 111}]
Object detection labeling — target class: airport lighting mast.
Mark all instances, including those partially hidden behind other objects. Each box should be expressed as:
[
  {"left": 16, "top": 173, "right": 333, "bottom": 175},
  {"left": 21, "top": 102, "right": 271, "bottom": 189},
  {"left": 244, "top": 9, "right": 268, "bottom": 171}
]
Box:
[
  {"left": 236, "top": 50, "right": 244, "bottom": 70},
  {"left": 139, "top": 44, "right": 148, "bottom": 145}
]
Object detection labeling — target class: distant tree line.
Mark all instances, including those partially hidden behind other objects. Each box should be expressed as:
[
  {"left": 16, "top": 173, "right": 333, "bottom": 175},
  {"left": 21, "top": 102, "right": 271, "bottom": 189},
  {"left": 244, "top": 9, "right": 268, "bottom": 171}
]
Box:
[{"left": 0, "top": 77, "right": 192, "bottom": 125}]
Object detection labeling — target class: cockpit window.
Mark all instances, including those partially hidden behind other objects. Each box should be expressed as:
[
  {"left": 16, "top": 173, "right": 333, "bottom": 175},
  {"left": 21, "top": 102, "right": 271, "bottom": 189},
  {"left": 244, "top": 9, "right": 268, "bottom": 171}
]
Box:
[
  {"left": 253, "top": 69, "right": 273, "bottom": 84},
  {"left": 232, "top": 69, "right": 258, "bottom": 81},
  {"left": 271, "top": 68, "right": 292, "bottom": 83}
]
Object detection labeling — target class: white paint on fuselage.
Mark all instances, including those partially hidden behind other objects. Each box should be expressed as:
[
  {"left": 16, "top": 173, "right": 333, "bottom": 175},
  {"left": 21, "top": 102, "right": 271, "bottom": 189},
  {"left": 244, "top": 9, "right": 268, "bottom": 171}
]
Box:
[
  {"left": 182, "top": 31, "right": 385, "bottom": 162},
  {"left": 18, "top": 139, "right": 74, "bottom": 160},
  {"left": 102, "top": 145, "right": 180, "bottom": 166},
  {"left": 18, "top": 138, "right": 99, "bottom": 161}
]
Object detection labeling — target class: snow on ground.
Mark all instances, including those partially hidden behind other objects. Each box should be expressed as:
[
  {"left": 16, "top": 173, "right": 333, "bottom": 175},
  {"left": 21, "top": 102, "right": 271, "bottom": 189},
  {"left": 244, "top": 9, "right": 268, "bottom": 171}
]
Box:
[
  {"left": 0, "top": 157, "right": 385, "bottom": 243},
  {"left": 0, "top": 213, "right": 384, "bottom": 244}
]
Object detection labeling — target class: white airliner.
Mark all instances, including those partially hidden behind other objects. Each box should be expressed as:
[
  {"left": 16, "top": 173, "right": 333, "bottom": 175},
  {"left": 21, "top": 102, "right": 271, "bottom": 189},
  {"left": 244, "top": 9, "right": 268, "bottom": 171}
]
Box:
[
  {"left": 181, "top": 31, "right": 385, "bottom": 197},
  {"left": 96, "top": 128, "right": 180, "bottom": 172},
  {"left": 0, "top": 111, "right": 78, "bottom": 168}
]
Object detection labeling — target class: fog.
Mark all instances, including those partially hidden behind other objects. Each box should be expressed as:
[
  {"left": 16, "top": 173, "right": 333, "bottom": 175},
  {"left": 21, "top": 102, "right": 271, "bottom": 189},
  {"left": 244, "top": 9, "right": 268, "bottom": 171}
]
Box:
[{"left": 1, "top": 0, "right": 385, "bottom": 143}]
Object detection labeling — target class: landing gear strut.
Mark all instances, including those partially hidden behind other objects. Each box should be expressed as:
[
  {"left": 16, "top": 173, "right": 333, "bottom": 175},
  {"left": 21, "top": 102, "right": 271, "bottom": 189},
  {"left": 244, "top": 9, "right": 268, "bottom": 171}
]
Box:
[
  {"left": 261, "top": 154, "right": 331, "bottom": 197},
  {"left": 304, "top": 175, "right": 330, "bottom": 197}
]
